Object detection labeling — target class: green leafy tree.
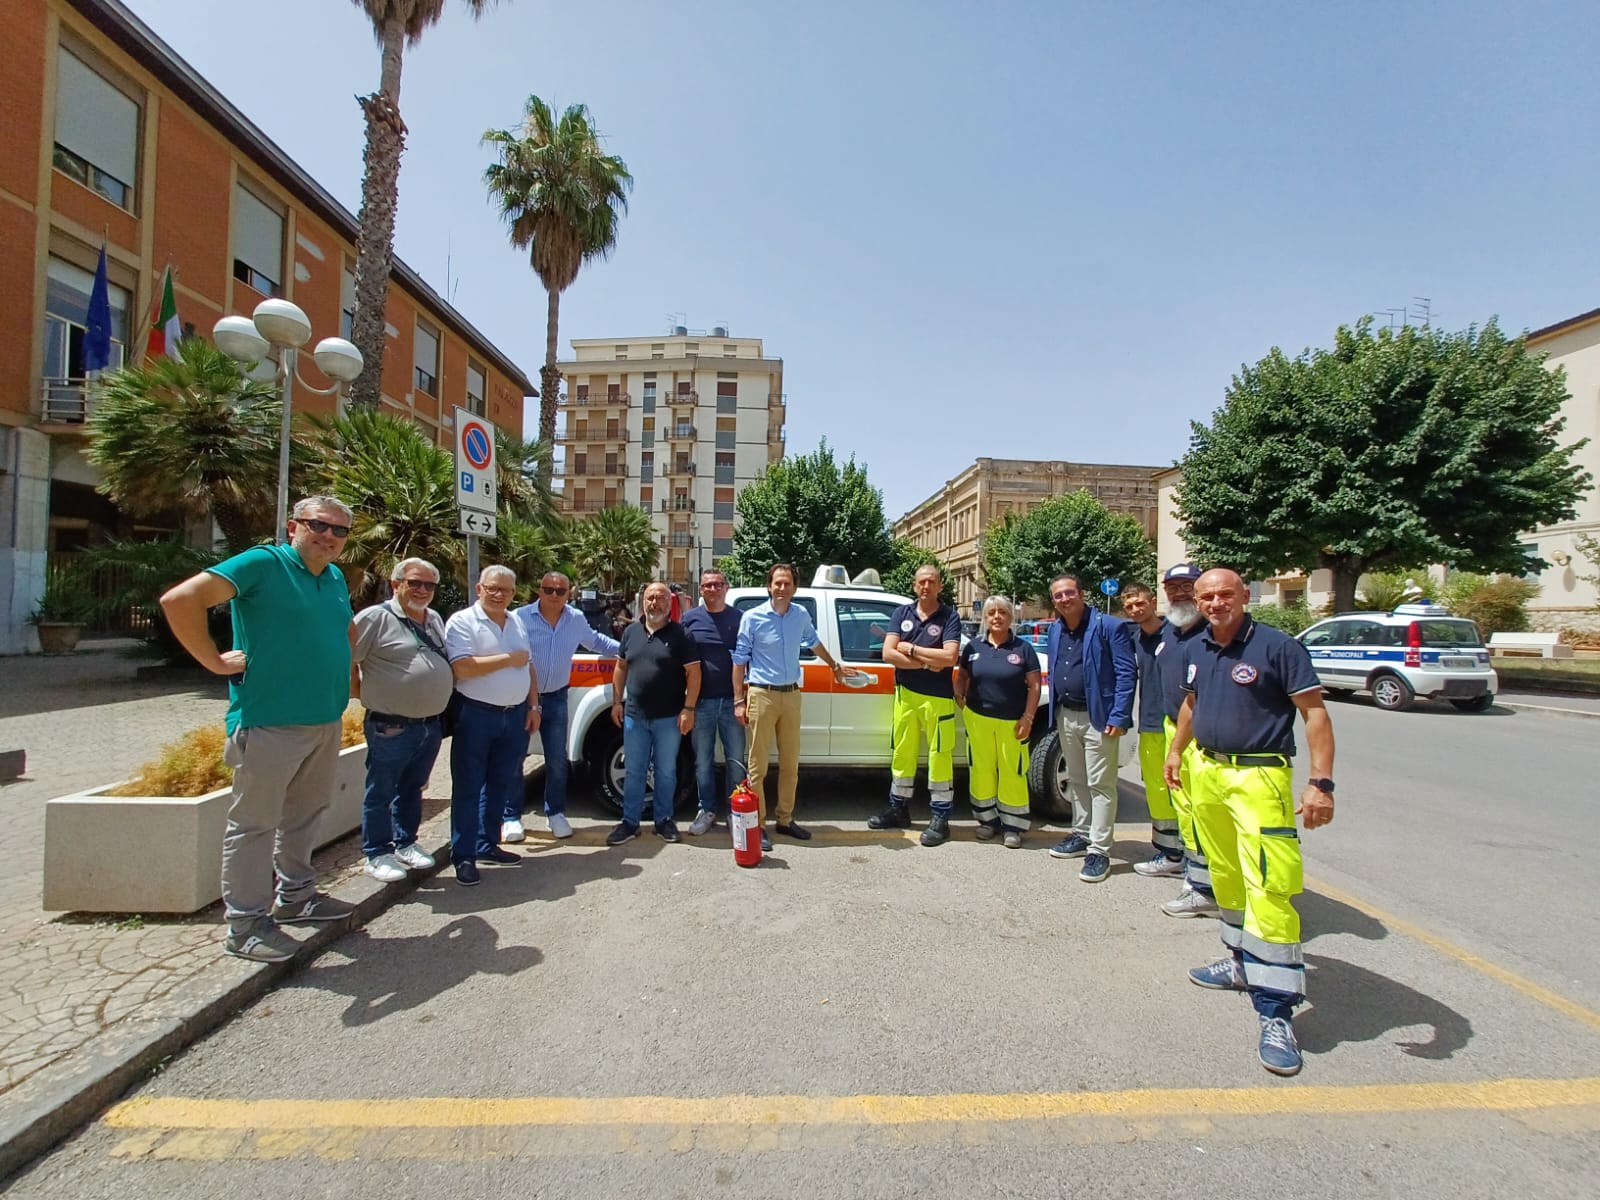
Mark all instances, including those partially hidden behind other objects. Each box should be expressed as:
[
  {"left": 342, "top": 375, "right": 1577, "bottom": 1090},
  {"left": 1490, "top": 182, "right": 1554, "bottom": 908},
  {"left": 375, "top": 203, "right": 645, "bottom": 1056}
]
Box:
[
  {"left": 1177, "top": 318, "right": 1592, "bottom": 613},
  {"left": 85, "top": 338, "right": 285, "bottom": 554},
  {"left": 881, "top": 538, "right": 956, "bottom": 604},
  {"left": 495, "top": 430, "right": 559, "bottom": 529},
  {"left": 724, "top": 440, "right": 895, "bottom": 586},
  {"left": 483, "top": 96, "right": 632, "bottom": 481},
  {"left": 572, "top": 504, "right": 657, "bottom": 595},
  {"left": 1353, "top": 568, "right": 1438, "bottom": 611},
  {"left": 980, "top": 491, "right": 1156, "bottom": 609},
  {"left": 347, "top": 0, "right": 503, "bottom": 408},
  {"left": 1574, "top": 533, "right": 1600, "bottom": 605}
]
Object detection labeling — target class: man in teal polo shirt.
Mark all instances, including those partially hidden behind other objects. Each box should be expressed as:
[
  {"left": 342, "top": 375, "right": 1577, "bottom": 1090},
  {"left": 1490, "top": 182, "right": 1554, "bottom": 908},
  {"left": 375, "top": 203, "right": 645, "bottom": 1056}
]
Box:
[{"left": 161, "top": 495, "right": 359, "bottom": 963}]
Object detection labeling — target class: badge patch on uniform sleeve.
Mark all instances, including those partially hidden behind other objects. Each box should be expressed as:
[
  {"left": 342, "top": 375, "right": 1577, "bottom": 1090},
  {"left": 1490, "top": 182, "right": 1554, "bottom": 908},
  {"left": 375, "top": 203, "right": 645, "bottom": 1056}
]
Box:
[
  {"left": 901, "top": 620, "right": 914, "bottom": 633},
  {"left": 1231, "top": 663, "right": 1259, "bottom": 685},
  {"left": 1186, "top": 663, "right": 1197, "bottom": 684}
]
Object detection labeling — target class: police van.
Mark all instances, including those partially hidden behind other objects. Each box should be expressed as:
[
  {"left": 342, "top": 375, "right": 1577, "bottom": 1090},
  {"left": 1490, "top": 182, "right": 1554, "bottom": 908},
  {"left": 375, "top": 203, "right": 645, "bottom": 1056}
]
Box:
[
  {"left": 1295, "top": 603, "right": 1498, "bottom": 712},
  {"left": 559, "top": 565, "right": 1133, "bottom": 817}
]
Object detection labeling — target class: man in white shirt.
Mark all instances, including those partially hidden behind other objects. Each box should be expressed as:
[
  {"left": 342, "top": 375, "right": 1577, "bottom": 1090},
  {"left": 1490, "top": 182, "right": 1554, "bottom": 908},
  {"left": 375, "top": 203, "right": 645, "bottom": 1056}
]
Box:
[
  {"left": 444, "top": 565, "right": 539, "bottom": 887},
  {"left": 510, "top": 571, "right": 620, "bottom": 841}
]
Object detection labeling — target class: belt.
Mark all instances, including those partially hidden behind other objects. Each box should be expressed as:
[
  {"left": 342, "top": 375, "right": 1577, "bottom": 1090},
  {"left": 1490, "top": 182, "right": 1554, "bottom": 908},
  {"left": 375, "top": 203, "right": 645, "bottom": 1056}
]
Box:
[
  {"left": 1200, "top": 747, "right": 1289, "bottom": 768},
  {"left": 539, "top": 685, "right": 570, "bottom": 698},
  {"left": 457, "top": 694, "right": 528, "bottom": 713},
  {"left": 1058, "top": 700, "right": 1089, "bottom": 712},
  {"left": 365, "top": 711, "right": 440, "bottom": 726},
  {"left": 750, "top": 682, "right": 800, "bottom": 693}
]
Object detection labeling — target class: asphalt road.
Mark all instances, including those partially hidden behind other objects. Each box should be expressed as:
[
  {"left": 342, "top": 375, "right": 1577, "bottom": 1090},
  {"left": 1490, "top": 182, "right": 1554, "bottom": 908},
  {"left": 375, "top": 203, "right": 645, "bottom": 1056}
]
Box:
[{"left": 9, "top": 695, "right": 1598, "bottom": 1198}]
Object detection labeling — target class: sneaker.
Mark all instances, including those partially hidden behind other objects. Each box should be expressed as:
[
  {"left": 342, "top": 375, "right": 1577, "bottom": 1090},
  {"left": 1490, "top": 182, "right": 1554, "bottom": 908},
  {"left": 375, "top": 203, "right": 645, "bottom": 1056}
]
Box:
[
  {"left": 1048, "top": 834, "right": 1090, "bottom": 859},
  {"left": 1163, "top": 884, "right": 1221, "bottom": 919},
  {"left": 1078, "top": 853, "right": 1110, "bottom": 883},
  {"left": 655, "top": 819, "right": 681, "bottom": 843},
  {"left": 974, "top": 821, "right": 1001, "bottom": 841},
  {"left": 455, "top": 861, "right": 480, "bottom": 887},
  {"left": 1003, "top": 830, "right": 1024, "bottom": 849},
  {"left": 364, "top": 854, "right": 407, "bottom": 883},
  {"left": 548, "top": 812, "right": 574, "bottom": 840},
  {"left": 1133, "top": 852, "right": 1186, "bottom": 878},
  {"left": 223, "top": 918, "right": 299, "bottom": 963},
  {"left": 272, "top": 892, "right": 356, "bottom": 925},
  {"left": 606, "top": 821, "right": 640, "bottom": 847},
  {"left": 1189, "top": 956, "right": 1248, "bottom": 991},
  {"left": 761, "top": 830, "right": 773, "bottom": 852},
  {"left": 1258, "top": 1015, "right": 1303, "bottom": 1076},
  {"left": 394, "top": 843, "right": 435, "bottom": 871},
  {"left": 478, "top": 846, "right": 520, "bottom": 865},
  {"left": 500, "top": 819, "right": 526, "bottom": 844},
  {"left": 688, "top": 810, "right": 717, "bottom": 837}
]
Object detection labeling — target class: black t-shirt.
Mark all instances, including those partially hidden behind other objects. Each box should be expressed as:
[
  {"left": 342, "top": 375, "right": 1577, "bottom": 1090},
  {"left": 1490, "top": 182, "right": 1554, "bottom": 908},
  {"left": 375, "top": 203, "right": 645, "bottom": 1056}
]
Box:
[
  {"left": 890, "top": 601, "right": 961, "bottom": 699},
  {"left": 1053, "top": 613, "right": 1089, "bottom": 704},
  {"left": 1135, "top": 621, "right": 1167, "bottom": 733},
  {"left": 959, "top": 634, "right": 1039, "bottom": 721},
  {"left": 680, "top": 605, "right": 741, "bottom": 699},
  {"left": 1181, "top": 616, "right": 1322, "bottom": 756},
  {"left": 618, "top": 620, "right": 701, "bottom": 719}
]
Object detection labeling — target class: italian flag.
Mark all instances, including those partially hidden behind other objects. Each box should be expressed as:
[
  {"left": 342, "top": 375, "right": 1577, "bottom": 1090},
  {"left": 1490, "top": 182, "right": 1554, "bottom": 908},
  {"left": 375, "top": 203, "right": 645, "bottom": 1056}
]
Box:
[{"left": 146, "top": 267, "right": 181, "bottom": 360}]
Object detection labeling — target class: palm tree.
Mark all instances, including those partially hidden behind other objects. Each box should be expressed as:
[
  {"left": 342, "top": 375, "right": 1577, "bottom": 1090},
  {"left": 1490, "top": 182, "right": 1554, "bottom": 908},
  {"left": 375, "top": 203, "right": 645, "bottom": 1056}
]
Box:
[
  {"left": 306, "top": 408, "right": 464, "bottom": 604},
  {"left": 495, "top": 429, "right": 559, "bottom": 530},
  {"left": 85, "top": 339, "right": 285, "bottom": 554},
  {"left": 483, "top": 96, "right": 632, "bottom": 480},
  {"left": 347, "top": 0, "right": 502, "bottom": 408},
  {"left": 572, "top": 504, "right": 657, "bottom": 596}
]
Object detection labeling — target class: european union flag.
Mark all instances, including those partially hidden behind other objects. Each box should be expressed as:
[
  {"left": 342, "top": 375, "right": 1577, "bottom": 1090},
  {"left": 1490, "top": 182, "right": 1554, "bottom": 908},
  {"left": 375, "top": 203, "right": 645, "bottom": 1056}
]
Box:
[{"left": 84, "top": 244, "right": 112, "bottom": 373}]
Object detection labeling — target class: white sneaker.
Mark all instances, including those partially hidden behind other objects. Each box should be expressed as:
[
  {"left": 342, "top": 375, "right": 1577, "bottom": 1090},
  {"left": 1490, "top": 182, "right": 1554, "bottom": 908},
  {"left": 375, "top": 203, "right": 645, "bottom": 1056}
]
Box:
[
  {"left": 1134, "top": 852, "right": 1186, "bottom": 878},
  {"left": 548, "top": 812, "right": 574, "bottom": 839},
  {"left": 500, "top": 819, "right": 526, "bottom": 844},
  {"left": 688, "top": 810, "right": 717, "bottom": 837},
  {"left": 364, "top": 854, "right": 407, "bottom": 883},
  {"left": 393, "top": 843, "right": 435, "bottom": 870},
  {"left": 1162, "top": 883, "right": 1221, "bottom": 919}
]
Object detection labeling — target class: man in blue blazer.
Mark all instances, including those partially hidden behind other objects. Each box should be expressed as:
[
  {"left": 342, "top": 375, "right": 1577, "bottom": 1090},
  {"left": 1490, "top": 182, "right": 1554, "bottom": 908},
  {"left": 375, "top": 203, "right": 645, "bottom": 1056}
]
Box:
[{"left": 1043, "top": 573, "right": 1137, "bottom": 882}]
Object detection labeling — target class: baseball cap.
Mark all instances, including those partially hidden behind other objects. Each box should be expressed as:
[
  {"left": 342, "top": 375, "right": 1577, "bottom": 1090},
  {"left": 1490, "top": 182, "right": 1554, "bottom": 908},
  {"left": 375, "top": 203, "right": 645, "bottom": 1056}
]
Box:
[{"left": 1163, "top": 563, "right": 1202, "bottom": 583}]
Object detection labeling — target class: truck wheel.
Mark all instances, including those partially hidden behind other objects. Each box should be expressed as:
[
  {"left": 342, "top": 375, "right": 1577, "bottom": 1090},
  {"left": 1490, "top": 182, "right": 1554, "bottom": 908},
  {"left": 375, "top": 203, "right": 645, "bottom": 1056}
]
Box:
[
  {"left": 1026, "top": 728, "right": 1073, "bottom": 819},
  {"left": 585, "top": 724, "right": 696, "bottom": 818}
]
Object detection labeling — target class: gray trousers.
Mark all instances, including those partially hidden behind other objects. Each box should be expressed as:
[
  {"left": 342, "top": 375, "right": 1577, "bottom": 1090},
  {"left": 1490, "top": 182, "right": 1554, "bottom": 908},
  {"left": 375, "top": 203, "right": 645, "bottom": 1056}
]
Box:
[
  {"left": 1057, "top": 706, "right": 1119, "bottom": 855},
  {"left": 221, "top": 721, "right": 342, "bottom": 925}
]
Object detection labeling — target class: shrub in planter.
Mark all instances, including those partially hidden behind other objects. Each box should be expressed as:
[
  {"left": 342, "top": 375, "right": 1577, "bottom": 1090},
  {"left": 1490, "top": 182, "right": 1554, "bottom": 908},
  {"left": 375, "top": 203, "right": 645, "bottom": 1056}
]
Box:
[
  {"left": 107, "top": 709, "right": 368, "bottom": 798},
  {"left": 1453, "top": 577, "right": 1539, "bottom": 637}
]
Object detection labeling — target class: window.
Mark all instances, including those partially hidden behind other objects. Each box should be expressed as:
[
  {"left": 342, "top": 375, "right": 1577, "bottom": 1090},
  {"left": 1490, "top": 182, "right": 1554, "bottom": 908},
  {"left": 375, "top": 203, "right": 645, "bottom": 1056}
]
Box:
[
  {"left": 717, "top": 393, "right": 737, "bottom": 415},
  {"left": 716, "top": 430, "right": 736, "bottom": 450},
  {"left": 641, "top": 385, "right": 656, "bottom": 414},
  {"left": 640, "top": 453, "right": 653, "bottom": 483},
  {"left": 232, "top": 182, "right": 284, "bottom": 295},
  {"left": 714, "top": 501, "right": 734, "bottom": 521},
  {"left": 641, "top": 430, "right": 654, "bottom": 448},
  {"left": 685, "top": 343, "right": 699, "bottom": 352},
  {"left": 54, "top": 48, "right": 139, "bottom": 210},
  {"left": 724, "top": 345, "right": 738, "bottom": 356},
  {"left": 414, "top": 321, "right": 440, "bottom": 394},
  {"left": 715, "top": 452, "right": 735, "bottom": 485},
  {"left": 340, "top": 264, "right": 356, "bottom": 340},
  {"left": 837, "top": 599, "right": 903, "bottom": 662},
  {"left": 466, "top": 361, "right": 487, "bottom": 416},
  {"left": 1300, "top": 622, "right": 1349, "bottom": 649},
  {"left": 714, "top": 536, "right": 733, "bottom": 556},
  {"left": 41, "top": 255, "right": 130, "bottom": 419}
]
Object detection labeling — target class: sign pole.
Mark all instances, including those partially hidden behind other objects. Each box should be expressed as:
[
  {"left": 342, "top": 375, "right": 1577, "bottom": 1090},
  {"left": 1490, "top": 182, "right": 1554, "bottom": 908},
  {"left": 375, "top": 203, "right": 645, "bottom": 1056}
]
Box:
[{"left": 467, "top": 534, "right": 479, "bottom": 595}]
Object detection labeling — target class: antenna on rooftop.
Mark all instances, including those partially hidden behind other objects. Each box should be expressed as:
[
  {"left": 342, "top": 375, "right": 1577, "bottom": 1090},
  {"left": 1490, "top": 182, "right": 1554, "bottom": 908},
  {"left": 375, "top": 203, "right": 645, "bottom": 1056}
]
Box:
[{"left": 1411, "top": 296, "right": 1433, "bottom": 329}]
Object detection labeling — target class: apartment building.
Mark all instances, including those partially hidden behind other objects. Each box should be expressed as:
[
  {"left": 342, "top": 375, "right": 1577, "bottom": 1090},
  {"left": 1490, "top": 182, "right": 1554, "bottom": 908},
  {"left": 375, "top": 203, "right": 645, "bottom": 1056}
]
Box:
[
  {"left": 894, "top": 458, "right": 1163, "bottom": 614},
  {"left": 554, "top": 329, "right": 786, "bottom": 584},
  {"left": 1, "top": 0, "right": 534, "bottom": 653}
]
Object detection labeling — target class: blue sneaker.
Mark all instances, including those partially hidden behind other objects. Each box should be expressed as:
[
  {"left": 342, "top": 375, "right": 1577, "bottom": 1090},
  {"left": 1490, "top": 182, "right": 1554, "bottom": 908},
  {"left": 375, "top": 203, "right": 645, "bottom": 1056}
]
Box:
[
  {"left": 1257, "top": 1015, "right": 1303, "bottom": 1076},
  {"left": 1188, "top": 957, "right": 1248, "bottom": 991},
  {"left": 1048, "top": 834, "right": 1090, "bottom": 859},
  {"left": 1078, "top": 853, "right": 1110, "bottom": 883}
]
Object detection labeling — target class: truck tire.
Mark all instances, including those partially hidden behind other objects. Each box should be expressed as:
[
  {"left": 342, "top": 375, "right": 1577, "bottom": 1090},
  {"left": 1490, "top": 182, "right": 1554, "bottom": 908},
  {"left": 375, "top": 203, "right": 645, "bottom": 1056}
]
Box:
[
  {"left": 1026, "top": 728, "right": 1073, "bottom": 819},
  {"left": 585, "top": 723, "right": 696, "bottom": 818}
]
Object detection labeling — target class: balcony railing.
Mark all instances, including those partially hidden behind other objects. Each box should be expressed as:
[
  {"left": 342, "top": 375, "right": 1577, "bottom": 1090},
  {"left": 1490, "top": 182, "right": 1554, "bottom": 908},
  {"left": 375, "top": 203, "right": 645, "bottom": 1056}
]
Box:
[
  {"left": 661, "top": 533, "right": 695, "bottom": 548},
  {"left": 768, "top": 392, "right": 786, "bottom": 408},
  {"left": 570, "top": 464, "right": 629, "bottom": 477},
  {"left": 669, "top": 390, "right": 698, "bottom": 405},
  {"left": 664, "top": 461, "right": 697, "bottom": 476},
  {"left": 660, "top": 498, "right": 695, "bottom": 512},
  {"left": 39, "top": 377, "right": 98, "bottom": 424},
  {"left": 562, "top": 392, "right": 631, "bottom": 407},
  {"left": 558, "top": 425, "right": 629, "bottom": 443},
  {"left": 666, "top": 425, "right": 697, "bottom": 440},
  {"left": 562, "top": 500, "right": 611, "bottom": 512}
]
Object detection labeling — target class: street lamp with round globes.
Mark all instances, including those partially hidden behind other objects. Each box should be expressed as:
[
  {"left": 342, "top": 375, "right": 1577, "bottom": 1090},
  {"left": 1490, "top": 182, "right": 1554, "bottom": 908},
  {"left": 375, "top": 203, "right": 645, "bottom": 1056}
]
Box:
[{"left": 212, "top": 299, "right": 362, "bottom": 544}]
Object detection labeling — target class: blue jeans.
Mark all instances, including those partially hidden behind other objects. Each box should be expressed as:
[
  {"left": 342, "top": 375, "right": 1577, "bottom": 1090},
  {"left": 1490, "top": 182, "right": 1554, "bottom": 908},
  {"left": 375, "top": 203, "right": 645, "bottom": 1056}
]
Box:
[
  {"left": 622, "top": 713, "right": 681, "bottom": 827},
  {"left": 535, "top": 686, "right": 572, "bottom": 816},
  {"left": 450, "top": 698, "right": 530, "bottom": 863},
  {"left": 361, "top": 714, "right": 443, "bottom": 859},
  {"left": 692, "top": 697, "right": 746, "bottom": 814}
]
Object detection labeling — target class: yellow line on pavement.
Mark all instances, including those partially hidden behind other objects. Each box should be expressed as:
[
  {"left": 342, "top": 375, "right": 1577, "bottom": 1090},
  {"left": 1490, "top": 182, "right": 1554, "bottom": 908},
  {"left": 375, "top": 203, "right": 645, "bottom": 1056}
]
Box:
[
  {"left": 104, "top": 1077, "right": 1600, "bottom": 1132},
  {"left": 1305, "top": 875, "right": 1600, "bottom": 1035}
]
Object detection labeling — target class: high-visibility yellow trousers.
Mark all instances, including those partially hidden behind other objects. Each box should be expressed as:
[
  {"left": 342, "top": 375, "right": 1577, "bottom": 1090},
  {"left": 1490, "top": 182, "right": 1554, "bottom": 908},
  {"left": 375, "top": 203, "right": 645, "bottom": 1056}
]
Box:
[
  {"left": 1163, "top": 717, "right": 1211, "bottom": 891},
  {"left": 1137, "top": 730, "right": 1183, "bottom": 856},
  {"left": 891, "top": 688, "right": 957, "bottom": 812},
  {"left": 962, "top": 708, "right": 1030, "bottom": 831},
  {"left": 1189, "top": 753, "right": 1305, "bottom": 1006}
]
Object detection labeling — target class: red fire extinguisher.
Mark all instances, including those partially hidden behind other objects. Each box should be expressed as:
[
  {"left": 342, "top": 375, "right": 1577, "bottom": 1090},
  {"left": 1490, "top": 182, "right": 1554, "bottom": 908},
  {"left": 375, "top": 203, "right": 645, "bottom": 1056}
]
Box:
[{"left": 729, "top": 777, "right": 763, "bottom": 868}]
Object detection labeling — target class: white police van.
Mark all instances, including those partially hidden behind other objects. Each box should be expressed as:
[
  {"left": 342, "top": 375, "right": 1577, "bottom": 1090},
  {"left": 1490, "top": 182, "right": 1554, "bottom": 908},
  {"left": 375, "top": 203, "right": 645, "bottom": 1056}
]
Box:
[{"left": 1296, "top": 603, "right": 1498, "bottom": 712}]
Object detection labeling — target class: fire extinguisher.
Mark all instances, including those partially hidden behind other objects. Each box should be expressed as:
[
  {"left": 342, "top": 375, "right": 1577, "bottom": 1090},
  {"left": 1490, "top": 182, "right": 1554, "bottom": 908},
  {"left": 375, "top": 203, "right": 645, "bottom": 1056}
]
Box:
[{"left": 729, "top": 776, "right": 763, "bottom": 868}]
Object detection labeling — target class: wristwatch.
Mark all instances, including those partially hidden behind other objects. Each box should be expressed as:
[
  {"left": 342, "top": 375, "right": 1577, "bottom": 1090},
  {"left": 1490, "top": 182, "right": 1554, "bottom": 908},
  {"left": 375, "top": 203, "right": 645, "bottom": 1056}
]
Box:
[{"left": 1308, "top": 777, "right": 1335, "bottom": 795}]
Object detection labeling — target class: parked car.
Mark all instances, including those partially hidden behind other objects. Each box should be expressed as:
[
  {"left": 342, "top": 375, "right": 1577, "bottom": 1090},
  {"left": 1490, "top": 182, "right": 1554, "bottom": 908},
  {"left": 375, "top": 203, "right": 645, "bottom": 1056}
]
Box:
[{"left": 1296, "top": 603, "right": 1498, "bottom": 712}]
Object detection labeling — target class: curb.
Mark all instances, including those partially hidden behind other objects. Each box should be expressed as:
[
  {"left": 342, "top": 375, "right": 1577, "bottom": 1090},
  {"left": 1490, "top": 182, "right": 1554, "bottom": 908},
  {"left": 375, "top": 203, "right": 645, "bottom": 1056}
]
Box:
[
  {"left": 1498, "top": 699, "right": 1600, "bottom": 721},
  {"left": 0, "top": 832, "right": 454, "bottom": 1183}
]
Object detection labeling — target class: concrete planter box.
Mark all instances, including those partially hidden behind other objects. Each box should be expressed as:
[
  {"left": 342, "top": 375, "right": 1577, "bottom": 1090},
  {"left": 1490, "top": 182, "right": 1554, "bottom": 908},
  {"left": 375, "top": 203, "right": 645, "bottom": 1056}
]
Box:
[{"left": 43, "top": 744, "right": 368, "bottom": 914}]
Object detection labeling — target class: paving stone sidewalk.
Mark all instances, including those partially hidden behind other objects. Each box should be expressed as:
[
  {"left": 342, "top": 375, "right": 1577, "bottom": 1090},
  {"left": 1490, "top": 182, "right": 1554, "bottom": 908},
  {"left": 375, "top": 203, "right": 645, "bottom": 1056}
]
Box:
[{"left": 0, "top": 641, "right": 537, "bottom": 1169}]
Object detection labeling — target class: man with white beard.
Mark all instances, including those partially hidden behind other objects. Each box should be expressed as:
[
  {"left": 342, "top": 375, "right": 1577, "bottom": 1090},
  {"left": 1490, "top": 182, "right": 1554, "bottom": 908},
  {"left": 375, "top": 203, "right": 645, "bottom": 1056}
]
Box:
[{"left": 1152, "top": 564, "right": 1220, "bottom": 918}]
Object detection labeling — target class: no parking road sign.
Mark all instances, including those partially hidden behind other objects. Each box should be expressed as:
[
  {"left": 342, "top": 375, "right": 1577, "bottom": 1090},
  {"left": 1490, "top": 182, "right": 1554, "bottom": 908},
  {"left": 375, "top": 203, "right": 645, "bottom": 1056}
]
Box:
[{"left": 454, "top": 408, "right": 497, "bottom": 514}]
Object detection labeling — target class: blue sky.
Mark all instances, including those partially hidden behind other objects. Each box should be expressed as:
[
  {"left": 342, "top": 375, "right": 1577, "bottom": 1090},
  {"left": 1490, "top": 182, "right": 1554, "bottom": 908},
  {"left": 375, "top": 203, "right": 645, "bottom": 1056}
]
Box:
[{"left": 127, "top": 0, "right": 1600, "bottom": 518}]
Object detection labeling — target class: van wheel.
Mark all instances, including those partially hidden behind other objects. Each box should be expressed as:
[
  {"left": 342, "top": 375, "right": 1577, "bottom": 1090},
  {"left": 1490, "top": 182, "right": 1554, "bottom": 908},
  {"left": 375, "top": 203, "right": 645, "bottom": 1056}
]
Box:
[
  {"left": 1026, "top": 728, "right": 1072, "bottom": 819},
  {"left": 585, "top": 724, "right": 696, "bottom": 818},
  {"left": 1369, "top": 673, "right": 1415, "bottom": 711}
]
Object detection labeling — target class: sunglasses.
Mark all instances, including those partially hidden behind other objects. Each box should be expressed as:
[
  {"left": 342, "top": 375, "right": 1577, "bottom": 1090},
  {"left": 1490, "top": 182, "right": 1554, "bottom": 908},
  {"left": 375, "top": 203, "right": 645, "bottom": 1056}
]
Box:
[
  {"left": 298, "top": 517, "right": 351, "bottom": 537},
  {"left": 480, "top": 585, "right": 513, "bottom": 596},
  {"left": 1052, "top": 590, "right": 1079, "bottom": 601},
  {"left": 701, "top": 581, "right": 727, "bottom": 588},
  {"left": 540, "top": 585, "right": 569, "bottom": 596},
  {"left": 400, "top": 579, "right": 438, "bottom": 592}
]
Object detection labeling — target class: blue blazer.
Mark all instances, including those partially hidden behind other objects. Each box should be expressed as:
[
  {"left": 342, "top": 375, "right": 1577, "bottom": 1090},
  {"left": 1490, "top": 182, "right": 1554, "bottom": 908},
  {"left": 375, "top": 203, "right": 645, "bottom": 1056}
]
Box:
[{"left": 1045, "top": 608, "right": 1137, "bottom": 732}]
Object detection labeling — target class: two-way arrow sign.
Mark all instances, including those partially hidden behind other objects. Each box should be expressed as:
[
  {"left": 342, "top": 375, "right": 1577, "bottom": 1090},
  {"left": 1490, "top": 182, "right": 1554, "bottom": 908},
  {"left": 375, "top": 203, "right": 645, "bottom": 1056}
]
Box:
[{"left": 459, "top": 510, "right": 498, "bottom": 538}]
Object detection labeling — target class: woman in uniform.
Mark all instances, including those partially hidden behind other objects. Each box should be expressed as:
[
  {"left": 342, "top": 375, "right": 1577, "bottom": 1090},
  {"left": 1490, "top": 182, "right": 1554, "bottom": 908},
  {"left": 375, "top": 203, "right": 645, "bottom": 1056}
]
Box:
[{"left": 954, "top": 595, "right": 1042, "bottom": 848}]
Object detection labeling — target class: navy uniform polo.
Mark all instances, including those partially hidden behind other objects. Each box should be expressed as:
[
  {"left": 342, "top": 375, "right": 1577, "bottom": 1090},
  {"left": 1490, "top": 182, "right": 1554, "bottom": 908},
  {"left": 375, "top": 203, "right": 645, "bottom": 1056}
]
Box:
[
  {"left": 1181, "top": 615, "right": 1321, "bottom": 756},
  {"left": 1134, "top": 621, "right": 1167, "bottom": 733},
  {"left": 958, "top": 634, "right": 1039, "bottom": 721},
  {"left": 890, "top": 601, "right": 961, "bottom": 699},
  {"left": 1157, "top": 618, "right": 1207, "bottom": 722}
]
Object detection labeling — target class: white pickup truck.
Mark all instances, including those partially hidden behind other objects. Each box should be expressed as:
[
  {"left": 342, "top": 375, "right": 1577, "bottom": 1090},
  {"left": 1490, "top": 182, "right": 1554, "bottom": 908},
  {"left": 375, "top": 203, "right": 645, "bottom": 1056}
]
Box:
[{"left": 555, "top": 569, "right": 1134, "bottom": 818}]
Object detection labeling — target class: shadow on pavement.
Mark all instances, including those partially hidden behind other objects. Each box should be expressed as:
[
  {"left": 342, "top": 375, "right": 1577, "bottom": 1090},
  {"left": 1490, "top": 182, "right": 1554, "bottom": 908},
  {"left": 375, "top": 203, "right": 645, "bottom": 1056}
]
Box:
[
  {"left": 1296, "top": 952, "right": 1472, "bottom": 1060},
  {"left": 1300, "top": 889, "right": 1390, "bottom": 942}
]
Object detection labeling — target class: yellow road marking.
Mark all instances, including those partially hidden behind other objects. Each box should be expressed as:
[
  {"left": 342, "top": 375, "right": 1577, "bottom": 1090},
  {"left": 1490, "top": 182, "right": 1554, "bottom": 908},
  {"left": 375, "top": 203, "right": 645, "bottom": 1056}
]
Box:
[
  {"left": 104, "top": 1077, "right": 1600, "bottom": 1132},
  {"left": 1305, "top": 875, "right": 1600, "bottom": 1035}
]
